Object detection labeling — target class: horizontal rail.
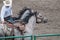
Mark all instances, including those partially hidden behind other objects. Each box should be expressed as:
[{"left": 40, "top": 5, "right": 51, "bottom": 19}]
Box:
[
  {"left": 34, "top": 34, "right": 60, "bottom": 40},
  {"left": 0, "top": 34, "right": 60, "bottom": 40},
  {"left": 0, "top": 35, "right": 32, "bottom": 39},
  {"left": 34, "top": 34, "right": 60, "bottom": 37}
]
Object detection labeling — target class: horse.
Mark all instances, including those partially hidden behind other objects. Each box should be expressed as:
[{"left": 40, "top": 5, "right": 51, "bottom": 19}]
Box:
[
  {"left": 0, "top": 23, "right": 14, "bottom": 40},
  {"left": 12, "top": 7, "right": 45, "bottom": 40},
  {"left": 0, "top": 21, "right": 25, "bottom": 40},
  {"left": 0, "top": 7, "right": 48, "bottom": 40}
]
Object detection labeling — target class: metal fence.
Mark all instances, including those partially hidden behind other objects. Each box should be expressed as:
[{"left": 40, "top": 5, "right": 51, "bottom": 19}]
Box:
[{"left": 0, "top": 34, "right": 60, "bottom": 40}]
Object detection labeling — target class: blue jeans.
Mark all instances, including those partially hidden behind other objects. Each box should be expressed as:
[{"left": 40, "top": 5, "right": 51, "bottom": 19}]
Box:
[{"left": 4, "top": 16, "right": 15, "bottom": 24}]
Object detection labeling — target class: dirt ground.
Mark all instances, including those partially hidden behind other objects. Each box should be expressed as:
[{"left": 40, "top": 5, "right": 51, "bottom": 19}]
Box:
[{"left": 0, "top": 0, "right": 60, "bottom": 40}]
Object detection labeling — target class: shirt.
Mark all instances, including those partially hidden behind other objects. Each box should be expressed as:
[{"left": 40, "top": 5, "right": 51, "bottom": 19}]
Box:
[{"left": 0, "top": 5, "right": 12, "bottom": 22}]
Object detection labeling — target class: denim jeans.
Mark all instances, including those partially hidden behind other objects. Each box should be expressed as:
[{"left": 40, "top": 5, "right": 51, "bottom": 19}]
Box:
[{"left": 4, "top": 16, "right": 14, "bottom": 24}]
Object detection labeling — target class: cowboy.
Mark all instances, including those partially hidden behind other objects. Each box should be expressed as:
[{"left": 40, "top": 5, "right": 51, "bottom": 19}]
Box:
[{"left": 0, "top": 0, "right": 13, "bottom": 24}]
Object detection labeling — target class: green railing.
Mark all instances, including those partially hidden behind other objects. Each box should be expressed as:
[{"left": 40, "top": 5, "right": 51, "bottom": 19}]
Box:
[
  {"left": 0, "top": 34, "right": 60, "bottom": 40},
  {"left": 34, "top": 34, "right": 60, "bottom": 40},
  {"left": 0, "top": 35, "right": 33, "bottom": 40}
]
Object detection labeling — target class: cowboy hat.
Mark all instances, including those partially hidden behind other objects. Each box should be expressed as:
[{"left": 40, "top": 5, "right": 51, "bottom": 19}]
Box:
[{"left": 3, "top": 0, "right": 12, "bottom": 6}]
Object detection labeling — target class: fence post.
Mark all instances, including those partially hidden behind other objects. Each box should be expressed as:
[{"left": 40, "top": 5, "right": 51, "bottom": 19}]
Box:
[
  {"left": 34, "top": 35, "right": 36, "bottom": 40},
  {"left": 31, "top": 35, "right": 33, "bottom": 40},
  {"left": 0, "top": 39, "right": 5, "bottom": 40}
]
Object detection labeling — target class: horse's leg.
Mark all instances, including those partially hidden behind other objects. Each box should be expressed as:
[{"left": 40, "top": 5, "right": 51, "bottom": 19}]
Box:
[
  {"left": 20, "top": 31, "right": 24, "bottom": 40},
  {"left": 0, "top": 30, "right": 5, "bottom": 40},
  {"left": 0, "top": 25, "right": 6, "bottom": 40},
  {"left": 4, "top": 28, "right": 14, "bottom": 40},
  {"left": 24, "top": 16, "right": 36, "bottom": 40},
  {"left": 24, "top": 26, "right": 33, "bottom": 40},
  {"left": 14, "top": 29, "right": 22, "bottom": 40},
  {"left": 10, "top": 28, "right": 14, "bottom": 40}
]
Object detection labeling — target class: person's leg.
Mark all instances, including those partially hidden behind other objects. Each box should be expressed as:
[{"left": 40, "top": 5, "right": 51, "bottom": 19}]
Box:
[{"left": 4, "top": 16, "right": 15, "bottom": 24}]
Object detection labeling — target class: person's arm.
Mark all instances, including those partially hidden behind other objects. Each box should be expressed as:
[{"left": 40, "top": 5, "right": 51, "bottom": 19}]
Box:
[
  {"left": 10, "top": 7, "right": 13, "bottom": 16},
  {"left": 0, "top": 6, "right": 5, "bottom": 23}
]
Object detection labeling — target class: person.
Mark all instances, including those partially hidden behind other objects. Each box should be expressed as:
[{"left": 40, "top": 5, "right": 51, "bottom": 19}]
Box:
[{"left": 0, "top": 0, "right": 13, "bottom": 24}]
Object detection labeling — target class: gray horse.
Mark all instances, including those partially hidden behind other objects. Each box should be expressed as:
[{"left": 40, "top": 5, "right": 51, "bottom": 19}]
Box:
[
  {"left": 13, "top": 7, "right": 48, "bottom": 40},
  {"left": 0, "top": 7, "right": 48, "bottom": 40}
]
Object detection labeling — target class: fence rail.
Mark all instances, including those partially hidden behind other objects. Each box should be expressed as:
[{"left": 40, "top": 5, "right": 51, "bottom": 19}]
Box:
[
  {"left": 34, "top": 34, "right": 60, "bottom": 40},
  {"left": 0, "top": 34, "right": 60, "bottom": 40}
]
